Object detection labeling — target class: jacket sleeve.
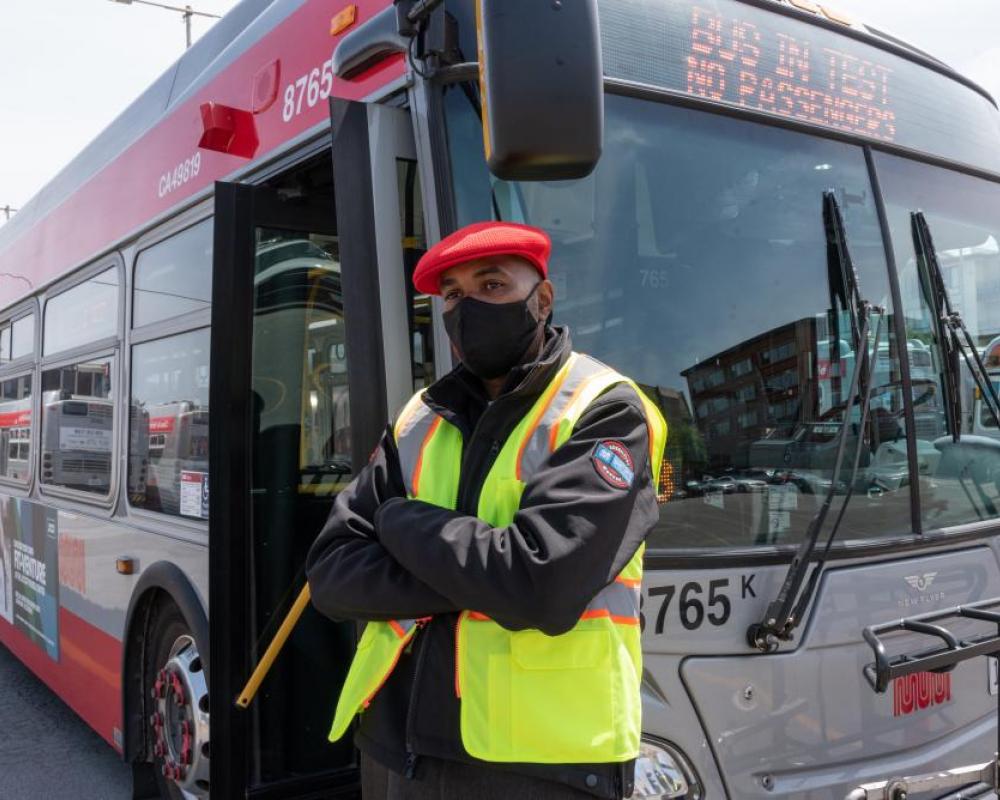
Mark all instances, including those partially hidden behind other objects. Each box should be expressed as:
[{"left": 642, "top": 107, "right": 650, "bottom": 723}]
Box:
[
  {"left": 375, "top": 386, "right": 661, "bottom": 635},
  {"left": 305, "top": 427, "right": 460, "bottom": 621}
]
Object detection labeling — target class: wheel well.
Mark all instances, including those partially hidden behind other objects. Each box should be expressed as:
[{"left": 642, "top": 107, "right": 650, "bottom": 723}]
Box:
[{"left": 121, "top": 562, "right": 209, "bottom": 764}]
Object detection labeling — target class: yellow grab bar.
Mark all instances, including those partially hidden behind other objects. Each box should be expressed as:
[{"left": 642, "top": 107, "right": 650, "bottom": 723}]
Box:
[{"left": 235, "top": 583, "right": 312, "bottom": 709}]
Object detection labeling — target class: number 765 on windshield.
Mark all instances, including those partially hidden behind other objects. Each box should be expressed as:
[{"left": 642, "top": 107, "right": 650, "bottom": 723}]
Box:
[{"left": 641, "top": 574, "right": 757, "bottom": 634}]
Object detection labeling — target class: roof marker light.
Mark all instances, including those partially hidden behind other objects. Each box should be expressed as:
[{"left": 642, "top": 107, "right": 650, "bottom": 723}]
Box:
[
  {"left": 198, "top": 102, "right": 259, "bottom": 159},
  {"left": 820, "top": 5, "right": 853, "bottom": 25},
  {"left": 252, "top": 60, "right": 281, "bottom": 114},
  {"left": 788, "top": 0, "right": 821, "bottom": 13},
  {"left": 331, "top": 5, "right": 358, "bottom": 36}
]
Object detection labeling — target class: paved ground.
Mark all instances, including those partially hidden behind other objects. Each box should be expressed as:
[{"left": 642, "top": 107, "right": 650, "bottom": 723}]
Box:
[{"left": 0, "top": 644, "right": 132, "bottom": 800}]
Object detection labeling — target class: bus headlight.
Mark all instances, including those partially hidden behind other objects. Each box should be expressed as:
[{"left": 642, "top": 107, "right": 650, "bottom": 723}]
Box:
[{"left": 633, "top": 737, "right": 702, "bottom": 799}]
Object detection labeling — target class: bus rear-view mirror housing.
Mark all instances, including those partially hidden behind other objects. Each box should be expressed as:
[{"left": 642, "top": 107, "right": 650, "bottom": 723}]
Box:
[
  {"left": 476, "top": 0, "right": 604, "bottom": 181},
  {"left": 333, "top": 0, "right": 604, "bottom": 182}
]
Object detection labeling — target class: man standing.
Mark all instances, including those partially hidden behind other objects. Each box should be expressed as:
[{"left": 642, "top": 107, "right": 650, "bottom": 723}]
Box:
[{"left": 307, "top": 221, "right": 666, "bottom": 799}]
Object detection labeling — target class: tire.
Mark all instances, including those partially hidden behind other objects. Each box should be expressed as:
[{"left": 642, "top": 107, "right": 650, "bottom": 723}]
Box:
[{"left": 142, "top": 598, "right": 211, "bottom": 799}]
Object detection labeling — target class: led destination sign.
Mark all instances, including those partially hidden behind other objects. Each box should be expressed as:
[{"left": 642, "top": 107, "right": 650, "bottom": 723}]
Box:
[
  {"left": 599, "top": 0, "right": 1000, "bottom": 172},
  {"left": 686, "top": 6, "right": 895, "bottom": 141}
]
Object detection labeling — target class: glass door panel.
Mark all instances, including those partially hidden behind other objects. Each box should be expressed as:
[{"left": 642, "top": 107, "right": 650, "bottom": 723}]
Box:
[
  {"left": 249, "top": 222, "right": 356, "bottom": 786},
  {"left": 210, "top": 158, "right": 371, "bottom": 799}
]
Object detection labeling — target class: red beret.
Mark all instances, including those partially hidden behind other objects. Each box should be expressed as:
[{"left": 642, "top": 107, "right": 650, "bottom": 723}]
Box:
[{"left": 413, "top": 221, "right": 551, "bottom": 295}]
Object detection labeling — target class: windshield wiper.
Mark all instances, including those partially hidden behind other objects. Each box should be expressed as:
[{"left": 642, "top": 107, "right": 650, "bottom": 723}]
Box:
[
  {"left": 748, "top": 192, "right": 884, "bottom": 652},
  {"left": 911, "top": 211, "right": 1000, "bottom": 436}
]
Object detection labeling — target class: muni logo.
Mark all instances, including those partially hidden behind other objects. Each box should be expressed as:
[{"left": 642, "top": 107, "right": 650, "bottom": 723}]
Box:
[{"left": 892, "top": 672, "right": 952, "bottom": 717}]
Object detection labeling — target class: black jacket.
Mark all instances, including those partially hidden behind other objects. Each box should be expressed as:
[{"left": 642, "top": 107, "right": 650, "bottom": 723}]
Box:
[{"left": 306, "top": 327, "right": 660, "bottom": 799}]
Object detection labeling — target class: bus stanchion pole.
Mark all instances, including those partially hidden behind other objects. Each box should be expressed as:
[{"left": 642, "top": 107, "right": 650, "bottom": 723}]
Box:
[{"left": 235, "top": 583, "right": 311, "bottom": 709}]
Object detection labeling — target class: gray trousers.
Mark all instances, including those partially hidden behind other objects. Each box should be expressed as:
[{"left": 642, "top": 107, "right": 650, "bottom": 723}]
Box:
[{"left": 361, "top": 754, "right": 598, "bottom": 800}]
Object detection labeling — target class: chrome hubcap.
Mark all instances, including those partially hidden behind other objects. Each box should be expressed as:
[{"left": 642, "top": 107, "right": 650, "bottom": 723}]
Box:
[{"left": 150, "top": 634, "right": 210, "bottom": 797}]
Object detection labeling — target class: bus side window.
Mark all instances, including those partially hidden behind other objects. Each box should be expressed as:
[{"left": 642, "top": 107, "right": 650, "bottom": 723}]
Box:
[
  {"left": 40, "top": 359, "right": 114, "bottom": 495},
  {"left": 129, "top": 219, "right": 212, "bottom": 519},
  {"left": 43, "top": 268, "right": 119, "bottom": 357},
  {"left": 0, "top": 374, "right": 31, "bottom": 483},
  {"left": 11, "top": 314, "right": 34, "bottom": 361},
  {"left": 130, "top": 332, "right": 210, "bottom": 517}
]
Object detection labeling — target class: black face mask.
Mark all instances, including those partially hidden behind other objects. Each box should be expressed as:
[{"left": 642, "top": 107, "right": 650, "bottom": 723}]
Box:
[{"left": 443, "top": 282, "right": 543, "bottom": 380}]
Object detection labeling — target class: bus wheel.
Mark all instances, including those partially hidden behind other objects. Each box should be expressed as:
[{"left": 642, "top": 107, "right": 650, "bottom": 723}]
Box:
[{"left": 144, "top": 600, "right": 210, "bottom": 799}]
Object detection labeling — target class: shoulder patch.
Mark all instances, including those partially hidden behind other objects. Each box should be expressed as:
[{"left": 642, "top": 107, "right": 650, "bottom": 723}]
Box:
[{"left": 592, "top": 440, "right": 635, "bottom": 489}]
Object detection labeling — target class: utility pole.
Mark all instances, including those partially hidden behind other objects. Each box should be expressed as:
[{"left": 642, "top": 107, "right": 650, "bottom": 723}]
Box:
[
  {"left": 108, "top": 0, "right": 222, "bottom": 49},
  {"left": 0, "top": 206, "right": 16, "bottom": 222}
]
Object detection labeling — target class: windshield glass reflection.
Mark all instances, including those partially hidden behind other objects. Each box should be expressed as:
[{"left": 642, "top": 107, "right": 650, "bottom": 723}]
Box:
[
  {"left": 878, "top": 155, "right": 1000, "bottom": 531},
  {"left": 447, "top": 89, "right": 912, "bottom": 550}
]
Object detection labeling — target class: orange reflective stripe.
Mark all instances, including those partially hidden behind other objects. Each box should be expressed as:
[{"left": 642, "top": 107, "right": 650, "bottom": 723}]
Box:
[
  {"left": 468, "top": 611, "right": 491, "bottom": 621},
  {"left": 516, "top": 365, "right": 571, "bottom": 480},
  {"left": 616, "top": 576, "right": 642, "bottom": 588},
  {"left": 579, "top": 609, "right": 640, "bottom": 625},
  {"left": 388, "top": 620, "right": 407, "bottom": 638},
  {"left": 411, "top": 415, "right": 443, "bottom": 497},
  {"left": 548, "top": 369, "right": 614, "bottom": 452}
]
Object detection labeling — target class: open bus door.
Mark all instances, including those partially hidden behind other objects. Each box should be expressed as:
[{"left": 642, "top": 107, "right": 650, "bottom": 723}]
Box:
[{"left": 209, "top": 99, "right": 422, "bottom": 798}]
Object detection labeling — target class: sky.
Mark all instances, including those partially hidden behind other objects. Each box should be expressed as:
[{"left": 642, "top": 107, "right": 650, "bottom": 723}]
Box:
[
  {"left": 830, "top": 0, "right": 1000, "bottom": 98},
  {"left": 0, "top": 0, "right": 998, "bottom": 228},
  {"left": 0, "top": 0, "right": 238, "bottom": 224}
]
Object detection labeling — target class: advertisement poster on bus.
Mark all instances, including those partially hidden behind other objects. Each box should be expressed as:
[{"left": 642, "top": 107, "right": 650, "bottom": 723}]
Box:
[{"left": 6, "top": 499, "right": 59, "bottom": 660}]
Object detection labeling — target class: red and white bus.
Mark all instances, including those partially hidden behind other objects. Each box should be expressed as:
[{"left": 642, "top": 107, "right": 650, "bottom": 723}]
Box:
[{"left": 2, "top": 1, "right": 1000, "bottom": 798}]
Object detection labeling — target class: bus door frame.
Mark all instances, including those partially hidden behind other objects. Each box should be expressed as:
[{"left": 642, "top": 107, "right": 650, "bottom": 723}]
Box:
[{"left": 209, "top": 98, "right": 424, "bottom": 798}]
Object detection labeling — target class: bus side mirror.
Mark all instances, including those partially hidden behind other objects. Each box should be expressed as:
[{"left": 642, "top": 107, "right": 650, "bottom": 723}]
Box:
[{"left": 476, "top": 0, "right": 604, "bottom": 181}]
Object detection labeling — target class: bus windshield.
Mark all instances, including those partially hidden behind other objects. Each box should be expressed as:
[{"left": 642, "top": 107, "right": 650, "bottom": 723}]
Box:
[{"left": 446, "top": 88, "right": 916, "bottom": 553}]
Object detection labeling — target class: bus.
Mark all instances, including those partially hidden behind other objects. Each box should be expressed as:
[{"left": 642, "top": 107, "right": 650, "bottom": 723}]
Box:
[{"left": 0, "top": 0, "right": 999, "bottom": 798}]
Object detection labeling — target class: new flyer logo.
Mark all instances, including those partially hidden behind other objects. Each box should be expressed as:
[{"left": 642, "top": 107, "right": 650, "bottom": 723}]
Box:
[{"left": 592, "top": 440, "right": 635, "bottom": 489}]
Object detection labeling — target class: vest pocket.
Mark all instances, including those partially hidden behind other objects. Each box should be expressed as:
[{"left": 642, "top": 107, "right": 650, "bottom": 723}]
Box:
[
  {"left": 459, "top": 620, "right": 618, "bottom": 763},
  {"left": 509, "top": 629, "right": 615, "bottom": 761}
]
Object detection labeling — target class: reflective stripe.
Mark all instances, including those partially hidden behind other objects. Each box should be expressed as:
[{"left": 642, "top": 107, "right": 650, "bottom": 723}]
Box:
[
  {"left": 583, "top": 579, "right": 640, "bottom": 624},
  {"left": 548, "top": 370, "right": 614, "bottom": 452},
  {"left": 389, "top": 618, "right": 420, "bottom": 638},
  {"left": 393, "top": 394, "right": 439, "bottom": 497},
  {"left": 464, "top": 580, "right": 640, "bottom": 627},
  {"left": 514, "top": 354, "right": 577, "bottom": 480},
  {"left": 393, "top": 391, "right": 429, "bottom": 440},
  {"left": 579, "top": 610, "right": 641, "bottom": 625},
  {"left": 411, "top": 416, "right": 443, "bottom": 497},
  {"left": 518, "top": 354, "right": 615, "bottom": 480}
]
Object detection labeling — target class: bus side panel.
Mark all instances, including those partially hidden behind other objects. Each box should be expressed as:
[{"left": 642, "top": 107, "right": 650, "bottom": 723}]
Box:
[
  {"left": 0, "top": 598, "right": 122, "bottom": 749},
  {"left": 0, "top": 495, "right": 208, "bottom": 751}
]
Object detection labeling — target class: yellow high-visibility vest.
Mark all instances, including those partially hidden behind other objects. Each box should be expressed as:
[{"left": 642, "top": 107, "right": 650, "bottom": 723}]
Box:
[{"left": 328, "top": 352, "right": 667, "bottom": 764}]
